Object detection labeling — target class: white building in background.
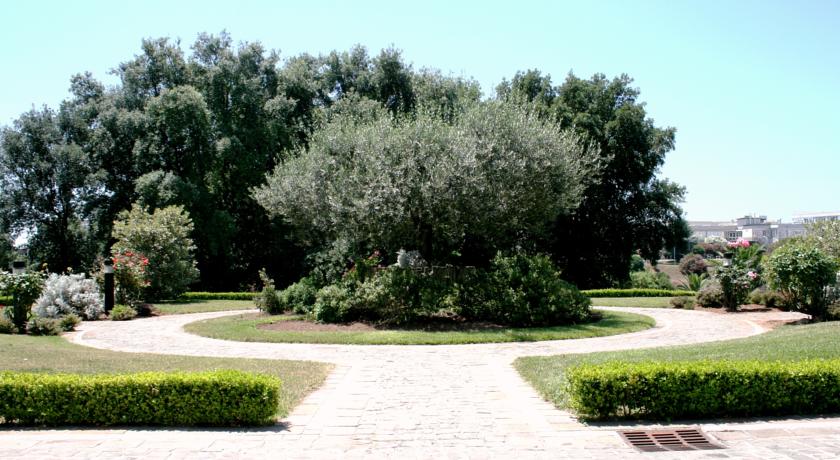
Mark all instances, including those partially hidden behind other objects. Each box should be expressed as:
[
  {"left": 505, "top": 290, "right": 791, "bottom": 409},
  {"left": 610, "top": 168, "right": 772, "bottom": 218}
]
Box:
[
  {"left": 689, "top": 214, "right": 808, "bottom": 245},
  {"left": 793, "top": 211, "right": 840, "bottom": 224}
]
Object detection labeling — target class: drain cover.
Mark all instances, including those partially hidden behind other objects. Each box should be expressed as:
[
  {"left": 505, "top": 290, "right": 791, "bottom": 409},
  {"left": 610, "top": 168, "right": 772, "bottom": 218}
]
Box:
[{"left": 619, "top": 428, "right": 724, "bottom": 452}]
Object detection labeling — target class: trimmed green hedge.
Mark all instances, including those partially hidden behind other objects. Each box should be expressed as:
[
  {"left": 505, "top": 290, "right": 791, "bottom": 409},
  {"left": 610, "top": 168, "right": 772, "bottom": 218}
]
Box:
[
  {"left": 568, "top": 360, "right": 840, "bottom": 420},
  {"left": 582, "top": 289, "right": 695, "bottom": 298},
  {"left": 0, "top": 370, "right": 280, "bottom": 426},
  {"left": 178, "top": 292, "right": 255, "bottom": 301},
  {"left": 0, "top": 295, "right": 11, "bottom": 305}
]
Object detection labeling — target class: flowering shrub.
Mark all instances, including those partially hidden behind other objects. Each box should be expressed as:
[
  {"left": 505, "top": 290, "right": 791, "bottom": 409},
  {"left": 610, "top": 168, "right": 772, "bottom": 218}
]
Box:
[
  {"left": 33, "top": 273, "right": 104, "bottom": 320},
  {"left": 112, "top": 250, "right": 150, "bottom": 307},
  {"left": 714, "top": 239, "right": 762, "bottom": 311}
]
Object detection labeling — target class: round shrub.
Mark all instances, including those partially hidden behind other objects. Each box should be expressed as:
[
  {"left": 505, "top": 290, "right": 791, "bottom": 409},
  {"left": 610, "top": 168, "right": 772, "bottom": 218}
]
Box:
[
  {"left": 679, "top": 254, "right": 708, "bottom": 276},
  {"left": 59, "top": 313, "right": 81, "bottom": 331},
  {"left": 109, "top": 305, "right": 138, "bottom": 321},
  {"left": 313, "top": 284, "right": 354, "bottom": 323},
  {"left": 669, "top": 297, "right": 695, "bottom": 309},
  {"left": 33, "top": 273, "right": 104, "bottom": 320},
  {"left": 458, "top": 253, "right": 591, "bottom": 327},
  {"left": 352, "top": 267, "right": 451, "bottom": 324},
  {"left": 629, "top": 254, "right": 645, "bottom": 272},
  {"left": 696, "top": 279, "right": 724, "bottom": 307},
  {"left": 764, "top": 240, "right": 838, "bottom": 320},
  {"left": 629, "top": 271, "right": 673, "bottom": 290},
  {"left": 279, "top": 277, "right": 318, "bottom": 315},
  {"left": 26, "top": 317, "right": 61, "bottom": 335},
  {"left": 0, "top": 316, "right": 16, "bottom": 334}
]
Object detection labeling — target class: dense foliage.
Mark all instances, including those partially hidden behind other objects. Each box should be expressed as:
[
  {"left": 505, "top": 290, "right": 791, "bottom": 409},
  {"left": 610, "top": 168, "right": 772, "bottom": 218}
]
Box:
[
  {"left": 582, "top": 288, "right": 695, "bottom": 298},
  {"left": 109, "top": 304, "right": 138, "bottom": 321},
  {"left": 0, "top": 32, "right": 685, "bottom": 292},
  {"left": 111, "top": 250, "right": 150, "bottom": 307},
  {"left": 713, "top": 240, "right": 762, "bottom": 311},
  {"left": 629, "top": 271, "right": 673, "bottom": 289},
  {"left": 255, "top": 102, "right": 597, "bottom": 266},
  {"left": 807, "top": 221, "right": 840, "bottom": 262},
  {"left": 567, "top": 359, "right": 840, "bottom": 420},
  {"left": 0, "top": 370, "right": 280, "bottom": 426},
  {"left": 0, "top": 270, "right": 45, "bottom": 330},
  {"left": 497, "top": 71, "right": 688, "bottom": 287},
  {"left": 678, "top": 254, "right": 708, "bottom": 276},
  {"left": 696, "top": 279, "right": 724, "bottom": 307},
  {"left": 764, "top": 240, "right": 838, "bottom": 320},
  {"left": 178, "top": 292, "right": 255, "bottom": 301},
  {"left": 111, "top": 205, "right": 198, "bottom": 301},
  {"left": 457, "top": 253, "right": 591, "bottom": 326},
  {"left": 301, "top": 253, "right": 591, "bottom": 327},
  {"left": 33, "top": 273, "right": 104, "bottom": 320}
]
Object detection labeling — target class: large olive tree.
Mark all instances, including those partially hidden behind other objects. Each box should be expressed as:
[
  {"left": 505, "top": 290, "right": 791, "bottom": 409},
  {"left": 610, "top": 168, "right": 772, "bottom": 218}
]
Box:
[{"left": 253, "top": 100, "right": 599, "bottom": 267}]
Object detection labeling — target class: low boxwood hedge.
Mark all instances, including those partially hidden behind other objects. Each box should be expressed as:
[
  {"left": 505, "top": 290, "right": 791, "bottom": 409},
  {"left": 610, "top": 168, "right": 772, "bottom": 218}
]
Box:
[
  {"left": 0, "top": 370, "right": 280, "bottom": 426},
  {"left": 178, "top": 292, "right": 255, "bottom": 301},
  {"left": 582, "top": 289, "right": 695, "bottom": 298},
  {"left": 0, "top": 295, "right": 11, "bottom": 305},
  {"left": 567, "top": 359, "right": 840, "bottom": 420}
]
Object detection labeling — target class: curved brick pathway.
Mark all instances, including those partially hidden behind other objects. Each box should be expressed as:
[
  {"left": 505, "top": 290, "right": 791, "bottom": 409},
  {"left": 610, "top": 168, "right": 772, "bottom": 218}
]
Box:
[{"left": 4, "top": 307, "right": 839, "bottom": 459}]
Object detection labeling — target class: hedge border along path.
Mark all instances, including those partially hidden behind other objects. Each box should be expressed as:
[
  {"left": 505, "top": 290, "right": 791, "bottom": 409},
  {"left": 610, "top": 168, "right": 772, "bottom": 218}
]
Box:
[
  {"left": 567, "top": 359, "right": 840, "bottom": 420},
  {"left": 0, "top": 370, "right": 280, "bottom": 426},
  {"left": 582, "top": 288, "right": 695, "bottom": 297}
]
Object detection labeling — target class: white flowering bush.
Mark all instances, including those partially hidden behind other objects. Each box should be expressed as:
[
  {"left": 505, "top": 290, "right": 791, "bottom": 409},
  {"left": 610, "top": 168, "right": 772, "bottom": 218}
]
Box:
[{"left": 33, "top": 273, "right": 104, "bottom": 320}]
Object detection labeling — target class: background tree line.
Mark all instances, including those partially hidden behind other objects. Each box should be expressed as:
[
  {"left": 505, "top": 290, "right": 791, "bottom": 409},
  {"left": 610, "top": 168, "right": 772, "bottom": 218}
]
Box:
[{"left": 0, "top": 31, "right": 688, "bottom": 291}]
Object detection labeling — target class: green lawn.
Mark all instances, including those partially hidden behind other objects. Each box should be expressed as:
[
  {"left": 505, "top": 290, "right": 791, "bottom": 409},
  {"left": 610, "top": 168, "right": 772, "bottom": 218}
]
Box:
[
  {"left": 153, "top": 300, "right": 255, "bottom": 315},
  {"left": 515, "top": 321, "right": 840, "bottom": 410},
  {"left": 589, "top": 297, "right": 675, "bottom": 308},
  {"left": 0, "top": 334, "right": 332, "bottom": 417},
  {"left": 183, "top": 310, "right": 654, "bottom": 345}
]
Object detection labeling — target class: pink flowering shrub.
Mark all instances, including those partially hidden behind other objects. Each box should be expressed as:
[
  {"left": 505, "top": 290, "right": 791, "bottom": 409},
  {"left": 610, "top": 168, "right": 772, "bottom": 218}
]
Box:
[
  {"left": 112, "top": 250, "right": 150, "bottom": 307},
  {"left": 715, "top": 240, "right": 763, "bottom": 311}
]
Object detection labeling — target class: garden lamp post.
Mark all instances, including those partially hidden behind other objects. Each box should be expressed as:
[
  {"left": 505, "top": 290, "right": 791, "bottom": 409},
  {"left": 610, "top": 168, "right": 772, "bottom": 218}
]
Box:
[
  {"left": 11, "top": 261, "right": 26, "bottom": 330},
  {"left": 103, "top": 259, "right": 114, "bottom": 312}
]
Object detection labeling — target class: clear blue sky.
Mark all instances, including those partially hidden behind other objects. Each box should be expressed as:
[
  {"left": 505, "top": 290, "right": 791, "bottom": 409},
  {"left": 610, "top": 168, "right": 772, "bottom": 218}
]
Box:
[{"left": 2, "top": 0, "right": 838, "bottom": 221}]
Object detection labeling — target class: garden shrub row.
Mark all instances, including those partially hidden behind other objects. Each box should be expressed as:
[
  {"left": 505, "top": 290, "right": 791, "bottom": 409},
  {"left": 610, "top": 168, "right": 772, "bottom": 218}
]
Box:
[
  {"left": 567, "top": 359, "right": 840, "bottom": 420},
  {"left": 582, "top": 289, "right": 695, "bottom": 298},
  {"left": 178, "top": 292, "right": 255, "bottom": 301},
  {"left": 0, "top": 295, "right": 11, "bottom": 305},
  {"left": 0, "top": 370, "right": 280, "bottom": 426}
]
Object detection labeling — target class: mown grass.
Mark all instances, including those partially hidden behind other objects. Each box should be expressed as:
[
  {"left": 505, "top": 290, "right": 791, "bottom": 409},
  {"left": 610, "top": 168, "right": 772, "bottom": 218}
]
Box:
[
  {"left": 183, "top": 310, "right": 654, "bottom": 345},
  {"left": 0, "top": 334, "right": 332, "bottom": 417},
  {"left": 589, "top": 297, "right": 676, "bottom": 308},
  {"left": 514, "top": 321, "right": 840, "bottom": 410},
  {"left": 152, "top": 300, "right": 255, "bottom": 315}
]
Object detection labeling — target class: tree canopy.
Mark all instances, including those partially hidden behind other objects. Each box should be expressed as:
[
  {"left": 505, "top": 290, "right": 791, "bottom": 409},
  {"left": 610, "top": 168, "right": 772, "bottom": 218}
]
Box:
[
  {"left": 498, "top": 71, "right": 688, "bottom": 286},
  {"left": 0, "top": 32, "right": 686, "bottom": 291},
  {"left": 254, "top": 101, "right": 599, "bottom": 266}
]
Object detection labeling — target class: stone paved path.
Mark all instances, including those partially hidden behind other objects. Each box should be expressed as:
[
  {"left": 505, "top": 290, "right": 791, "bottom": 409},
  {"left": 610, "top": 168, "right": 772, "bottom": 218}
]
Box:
[{"left": 4, "top": 307, "right": 840, "bottom": 459}]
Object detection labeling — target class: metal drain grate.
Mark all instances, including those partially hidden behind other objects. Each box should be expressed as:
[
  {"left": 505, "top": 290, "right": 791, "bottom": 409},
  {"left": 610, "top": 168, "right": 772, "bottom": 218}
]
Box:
[{"left": 619, "top": 428, "right": 724, "bottom": 452}]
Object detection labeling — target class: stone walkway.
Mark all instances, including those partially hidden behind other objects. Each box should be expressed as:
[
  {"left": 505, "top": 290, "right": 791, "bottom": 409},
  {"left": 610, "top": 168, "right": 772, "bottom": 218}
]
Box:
[{"left": 4, "top": 307, "right": 840, "bottom": 459}]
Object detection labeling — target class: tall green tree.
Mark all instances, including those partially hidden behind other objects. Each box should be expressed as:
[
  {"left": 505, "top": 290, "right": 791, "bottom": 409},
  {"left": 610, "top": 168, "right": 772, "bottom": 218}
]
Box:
[
  {"left": 0, "top": 108, "right": 102, "bottom": 272},
  {"left": 498, "top": 71, "right": 685, "bottom": 287}
]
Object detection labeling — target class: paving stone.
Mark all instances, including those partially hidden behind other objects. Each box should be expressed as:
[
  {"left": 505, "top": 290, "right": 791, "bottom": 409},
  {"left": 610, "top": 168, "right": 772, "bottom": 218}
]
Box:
[{"left": 4, "top": 307, "right": 837, "bottom": 459}]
